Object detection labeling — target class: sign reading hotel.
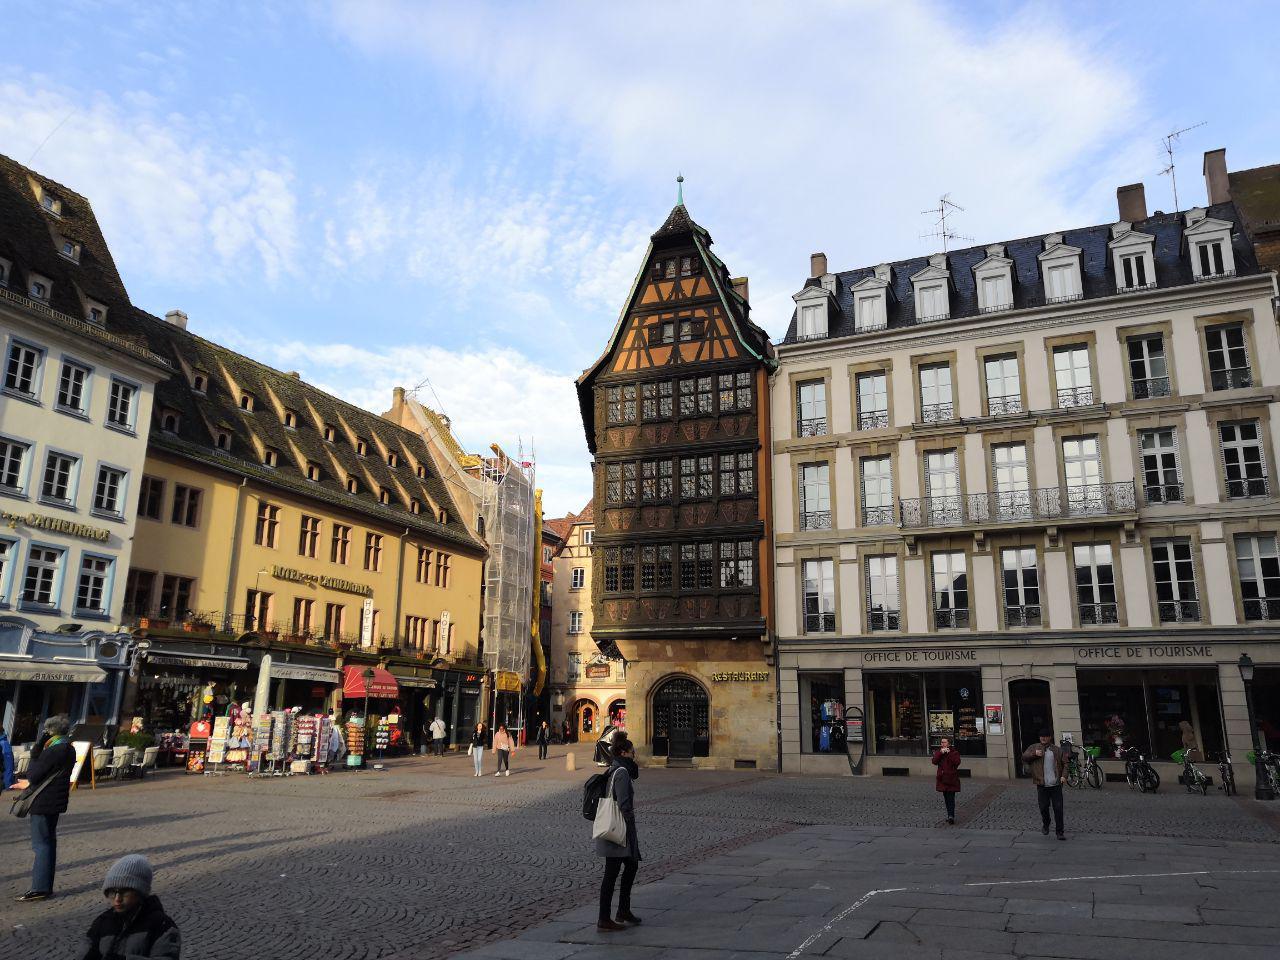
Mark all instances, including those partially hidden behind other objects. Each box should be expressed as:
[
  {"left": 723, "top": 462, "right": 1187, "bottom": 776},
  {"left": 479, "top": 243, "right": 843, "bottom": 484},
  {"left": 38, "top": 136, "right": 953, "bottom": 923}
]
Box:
[
  {"left": 1, "top": 510, "right": 110, "bottom": 543},
  {"left": 272, "top": 565, "right": 373, "bottom": 597}
]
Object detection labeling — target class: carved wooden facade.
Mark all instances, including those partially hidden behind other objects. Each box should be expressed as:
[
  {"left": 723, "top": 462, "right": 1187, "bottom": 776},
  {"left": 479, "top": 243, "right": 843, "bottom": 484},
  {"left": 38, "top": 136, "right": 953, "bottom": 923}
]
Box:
[{"left": 576, "top": 204, "right": 777, "bottom": 648}]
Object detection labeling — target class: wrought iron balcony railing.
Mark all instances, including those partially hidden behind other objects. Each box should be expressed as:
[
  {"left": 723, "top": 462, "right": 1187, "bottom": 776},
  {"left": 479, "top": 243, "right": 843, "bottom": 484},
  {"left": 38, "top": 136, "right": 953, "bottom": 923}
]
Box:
[
  {"left": 1131, "top": 376, "right": 1171, "bottom": 399},
  {"left": 1056, "top": 385, "right": 1095, "bottom": 408},
  {"left": 987, "top": 395, "right": 1023, "bottom": 416},
  {"left": 920, "top": 402, "right": 954, "bottom": 423},
  {"left": 1194, "top": 268, "right": 1237, "bottom": 282},
  {"left": 1157, "top": 600, "right": 1201, "bottom": 624},
  {"left": 1210, "top": 366, "right": 1253, "bottom": 390},
  {"left": 799, "top": 510, "right": 832, "bottom": 531},
  {"left": 805, "top": 612, "right": 837, "bottom": 633},
  {"left": 1226, "top": 476, "right": 1269, "bottom": 499},
  {"left": 1078, "top": 602, "right": 1119, "bottom": 625},
  {"left": 862, "top": 504, "right": 894, "bottom": 526},
  {"left": 1144, "top": 482, "right": 1183, "bottom": 505},
  {"left": 898, "top": 481, "right": 1136, "bottom": 529},
  {"left": 797, "top": 417, "right": 828, "bottom": 438},
  {"left": 1004, "top": 605, "right": 1042, "bottom": 627},
  {"left": 934, "top": 608, "right": 970, "bottom": 629},
  {"left": 1243, "top": 597, "right": 1280, "bottom": 621},
  {"left": 867, "top": 609, "right": 900, "bottom": 631},
  {"left": 858, "top": 411, "right": 889, "bottom": 431}
]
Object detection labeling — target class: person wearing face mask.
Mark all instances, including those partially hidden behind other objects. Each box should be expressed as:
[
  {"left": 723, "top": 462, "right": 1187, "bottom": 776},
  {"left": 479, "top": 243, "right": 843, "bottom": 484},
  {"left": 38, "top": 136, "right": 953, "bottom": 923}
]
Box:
[
  {"left": 83, "top": 855, "right": 181, "bottom": 958},
  {"left": 595, "top": 735, "right": 643, "bottom": 932}
]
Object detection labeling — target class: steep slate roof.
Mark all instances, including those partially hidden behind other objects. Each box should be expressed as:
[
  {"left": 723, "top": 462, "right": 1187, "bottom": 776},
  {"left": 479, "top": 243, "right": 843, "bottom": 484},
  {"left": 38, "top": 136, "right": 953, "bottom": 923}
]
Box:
[
  {"left": 780, "top": 201, "right": 1263, "bottom": 344},
  {"left": 0, "top": 153, "right": 480, "bottom": 553}
]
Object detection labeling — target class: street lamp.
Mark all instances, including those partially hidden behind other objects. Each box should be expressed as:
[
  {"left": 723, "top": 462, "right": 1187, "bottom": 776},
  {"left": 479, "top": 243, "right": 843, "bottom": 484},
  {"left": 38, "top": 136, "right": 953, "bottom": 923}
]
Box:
[{"left": 1238, "top": 653, "right": 1273, "bottom": 801}]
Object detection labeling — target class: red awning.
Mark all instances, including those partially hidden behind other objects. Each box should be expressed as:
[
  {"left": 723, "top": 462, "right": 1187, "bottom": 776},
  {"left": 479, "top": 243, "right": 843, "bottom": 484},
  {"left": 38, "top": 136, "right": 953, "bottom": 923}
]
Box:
[{"left": 342, "top": 665, "right": 400, "bottom": 699}]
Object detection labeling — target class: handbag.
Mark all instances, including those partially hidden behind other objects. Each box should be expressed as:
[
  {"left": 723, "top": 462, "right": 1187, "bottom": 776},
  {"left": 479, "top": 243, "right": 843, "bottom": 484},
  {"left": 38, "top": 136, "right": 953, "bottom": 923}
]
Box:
[
  {"left": 9, "top": 767, "right": 59, "bottom": 819},
  {"left": 467, "top": 743, "right": 474, "bottom": 756},
  {"left": 592, "top": 768, "right": 627, "bottom": 846}
]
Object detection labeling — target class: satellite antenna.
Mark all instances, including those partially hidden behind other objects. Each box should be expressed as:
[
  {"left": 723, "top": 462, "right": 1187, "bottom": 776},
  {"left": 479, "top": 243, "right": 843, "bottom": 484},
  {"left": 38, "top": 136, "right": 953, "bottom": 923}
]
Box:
[
  {"left": 921, "top": 194, "right": 973, "bottom": 253},
  {"left": 1159, "top": 121, "right": 1207, "bottom": 212}
]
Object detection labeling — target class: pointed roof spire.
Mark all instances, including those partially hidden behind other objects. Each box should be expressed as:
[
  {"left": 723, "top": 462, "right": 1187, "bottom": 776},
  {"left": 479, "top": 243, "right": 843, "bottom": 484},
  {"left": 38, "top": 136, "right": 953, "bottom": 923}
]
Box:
[{"left": 676, "top": 173, "right": 684, "bottom": 206}]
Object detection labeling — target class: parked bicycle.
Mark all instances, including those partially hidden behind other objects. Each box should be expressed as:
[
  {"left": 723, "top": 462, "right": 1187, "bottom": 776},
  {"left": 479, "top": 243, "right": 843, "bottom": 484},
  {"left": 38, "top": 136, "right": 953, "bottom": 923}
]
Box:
[
  {"left": 1174, "top": 748, "right": 1209, "bottom": 795},
  {"left": 1123, "top": 746, "right": 1160, "bottom": 793},
  {"left": 1065, "top": 743, "right": 1103, "bottom": 789},
  {"left": 1218, "top": 751, "right": 1236, "bottom": 797},
  {"left": 1251, "top": 749, "right": 1280, "bottom": 795}
]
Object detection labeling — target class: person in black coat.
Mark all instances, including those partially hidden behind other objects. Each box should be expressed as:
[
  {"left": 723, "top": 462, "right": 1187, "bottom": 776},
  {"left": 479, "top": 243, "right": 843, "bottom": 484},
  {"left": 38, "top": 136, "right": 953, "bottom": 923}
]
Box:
[
  {"left": 536, "top": 721, "right": 550, "bottom": 760},
  {"left": 8, "top": 714, "right": 76, "bottom": 902},
  {"left": 595, "top": 735, "right": 642, "bottom": 932}
]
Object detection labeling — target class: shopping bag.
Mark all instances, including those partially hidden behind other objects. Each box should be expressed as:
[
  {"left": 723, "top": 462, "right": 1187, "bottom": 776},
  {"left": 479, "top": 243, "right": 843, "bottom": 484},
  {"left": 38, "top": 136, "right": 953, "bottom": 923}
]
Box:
[
  {"left": 591, "top": 769, "right": 627, "bottom": 845},
  {"left": 467, "top": 743, "right": 474, "bottom": 757}
]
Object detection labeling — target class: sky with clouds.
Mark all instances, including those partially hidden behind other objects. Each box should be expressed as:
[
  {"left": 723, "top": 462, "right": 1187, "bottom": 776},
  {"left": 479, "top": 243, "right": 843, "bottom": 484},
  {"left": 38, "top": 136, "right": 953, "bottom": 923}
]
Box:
[{"left": 2, "top": 0, "right": 1278, "bottom": 515}]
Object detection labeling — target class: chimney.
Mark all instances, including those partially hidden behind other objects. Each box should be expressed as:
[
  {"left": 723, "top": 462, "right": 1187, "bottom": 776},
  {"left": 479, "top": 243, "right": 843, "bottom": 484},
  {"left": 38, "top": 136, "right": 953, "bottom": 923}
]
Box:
[
  {"left": 164, "top": 309, "right": 188, "bottom": 329},
  {"left": 392, "top": 386, "right": 406, "bottom": 408},
  {"left": 1203, "top": 148, "right": 1229, "bottom": 205},
  {"left": 810, "top": 252, "right": 828, "bottom": 278},
  {"left": 1117, "top": 183, "right": 1147, "bottom": 222},
  {"left": 285, "top": 371, "right": 301, "bottom": 379},
  {"left": 731, "top": 276, "right": 749, "bottom": 303}
]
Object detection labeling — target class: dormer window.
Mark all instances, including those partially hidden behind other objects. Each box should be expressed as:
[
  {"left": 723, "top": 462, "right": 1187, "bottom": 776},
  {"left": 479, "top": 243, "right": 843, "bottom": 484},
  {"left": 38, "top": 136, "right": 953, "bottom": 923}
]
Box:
[
  {"left": 356, "top": 438, "right": 368, "bottom": 457},
  {"left": 239, "top": 391, "right": 255, "bottom": 412},
  {"left": 387, "top": 451, "right": 399, "bottom": 468},
  {"left": 215, "top": 428, "right": 232, "bottom": 451},
  {"left": 85, "top": 301, "right": 107, "bottom": 324},
  {"left": 797, "top": 303, "right": 825, "bottom": 339},
  {"left": 41, "top": 192, "right": 62, "bottom": 216},
  {"left": 160, "top": 408, "right": 180, "bottom": 433},
  {"left": 306, "top": 462, "right": 321, "bottom": 481},
  {"left": 416, "top": 464, "right": 427, "bottom": 479},
  {"left": 323, "top": 423, "right": 337, "bottom": 443},
  {"left": 346, "top": 476, "right": 359, "bottom": 494},
  {"left": 437, "top": 508, "right": 448, "bottom": 525},
  {"left": 264, "top": 447, "right": 280, "bottom": 468},
  {"left": 849, "top": 264, "right": 893, "bottom": 333},
  {"left": 283, "top": 408, "right": 298, "bottom": 429},
  {"left": 1108, "top": 222, "right": 1157, "bottom": 293},
  {"left": 911, "top": 254, "right": 951, "bottom": 323},
  {"left": 58, "top": 237, "right": 80, "bottom": 262},
  {"left": 410, "top": 498, "right": 422, "bottom": 514},
  {"left": 974, "top": 245, "right": 1014, "bottom": 313},
  {"left": 29, "top": 274, "right": 52, "bottom": 302},
  {"left": 1183, "top": 209, "right": 1236, "bottom": 281},
  {"left": 1038, "top": 234, "right": 1083, "bottom": 303},
  {"left": 191, "top": 371, "right": 208, "bottom": 394},
  {"left": 379, "top": 487, "right": 391, "bottom": 505}
]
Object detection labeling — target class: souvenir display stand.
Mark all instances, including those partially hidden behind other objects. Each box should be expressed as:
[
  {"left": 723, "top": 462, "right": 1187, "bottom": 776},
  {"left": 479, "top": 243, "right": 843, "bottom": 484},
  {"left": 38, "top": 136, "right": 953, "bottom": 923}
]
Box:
[
  {"left": 186, "top": 720, "right": 212, "bottom": 773},
  {"left": 205, "top": 716, "right": 231, "bottom": 776},
  {"left": 345, "top": 717, "right": 366, "bottom": 768}
]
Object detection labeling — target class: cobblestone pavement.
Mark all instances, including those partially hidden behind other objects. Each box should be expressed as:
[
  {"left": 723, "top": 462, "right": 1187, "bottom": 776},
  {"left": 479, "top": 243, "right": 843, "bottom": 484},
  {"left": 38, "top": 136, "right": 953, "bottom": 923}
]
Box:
[{"left": 3, "top": 746, "right": 1278, "bottom": 960}]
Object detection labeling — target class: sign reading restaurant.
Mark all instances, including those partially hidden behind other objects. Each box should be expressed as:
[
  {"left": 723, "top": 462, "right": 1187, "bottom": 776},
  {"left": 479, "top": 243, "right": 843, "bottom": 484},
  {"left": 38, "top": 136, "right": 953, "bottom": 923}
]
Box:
[
  {"left": 0, "top": 509, "right": 111, "bottom": 543},
  {"left": 272, "top": 565, "right": 373, "bottom": 597}
]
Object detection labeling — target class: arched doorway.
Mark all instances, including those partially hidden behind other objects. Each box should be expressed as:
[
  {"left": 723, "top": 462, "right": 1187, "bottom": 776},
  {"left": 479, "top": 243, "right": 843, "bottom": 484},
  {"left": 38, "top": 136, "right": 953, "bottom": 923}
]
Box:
[
  {"left": 571, "top": 699, "right": 599, "bottom": 739},
  {"left": 652, "top": 676, "right": 709, "bottom": 759},
  {"left": 608, "top": 698, "right": 627, "bottom": 730},
  {"left": 1009, "top": 679, "right": 1052, "bottom": 777}
]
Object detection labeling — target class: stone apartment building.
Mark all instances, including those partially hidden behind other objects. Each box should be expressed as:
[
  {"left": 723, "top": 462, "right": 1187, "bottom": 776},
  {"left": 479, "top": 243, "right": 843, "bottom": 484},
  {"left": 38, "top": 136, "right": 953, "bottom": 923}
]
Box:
[{"left": 772, "top": 154, "right": 1280, "bottom": 787}]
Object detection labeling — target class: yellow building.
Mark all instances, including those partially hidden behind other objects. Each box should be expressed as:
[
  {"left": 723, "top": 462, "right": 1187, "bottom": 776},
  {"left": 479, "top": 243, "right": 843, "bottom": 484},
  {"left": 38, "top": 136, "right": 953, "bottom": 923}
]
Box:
[{"left": 116, "top": 310, "right": 487, "bottom": 748}]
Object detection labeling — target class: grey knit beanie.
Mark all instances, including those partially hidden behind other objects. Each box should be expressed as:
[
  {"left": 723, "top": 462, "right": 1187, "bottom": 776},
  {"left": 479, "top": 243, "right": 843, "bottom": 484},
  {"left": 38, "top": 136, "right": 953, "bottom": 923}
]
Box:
[{"left": 103, "top": 854, "right": 153, "bottom": 896}]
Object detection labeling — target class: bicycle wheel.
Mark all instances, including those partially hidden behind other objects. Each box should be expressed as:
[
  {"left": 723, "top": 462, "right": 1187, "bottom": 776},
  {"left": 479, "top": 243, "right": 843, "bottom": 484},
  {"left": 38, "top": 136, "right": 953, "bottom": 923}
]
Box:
[
  {"left": 1199, "top": 777, "right": 1208, "bottom": 796},
  {"left": 1145, "top": 768, "right": 1161, "bottom": 792},
  {"left": 1087, "top": 764, "right": 1102, "bottom": 789},
  {"left": 1067, "top": 767, "right": 1084, "bottom": 789}
]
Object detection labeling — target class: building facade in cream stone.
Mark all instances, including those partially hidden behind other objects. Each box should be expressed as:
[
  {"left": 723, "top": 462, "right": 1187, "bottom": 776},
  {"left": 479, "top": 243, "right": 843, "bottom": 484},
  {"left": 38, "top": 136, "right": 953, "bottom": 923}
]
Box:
[{"left": 772, "top": 157, "right": 1280, "bottom": 788}]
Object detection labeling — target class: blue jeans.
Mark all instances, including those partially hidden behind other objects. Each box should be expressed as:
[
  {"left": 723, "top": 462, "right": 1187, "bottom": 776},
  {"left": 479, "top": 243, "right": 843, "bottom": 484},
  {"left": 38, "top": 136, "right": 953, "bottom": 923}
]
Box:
[
  {"left": 30, "top": 813, "right": 59, "bottom": 893},
  {"left": 472, "top": 746, "right": 484, "bottom": 775}
]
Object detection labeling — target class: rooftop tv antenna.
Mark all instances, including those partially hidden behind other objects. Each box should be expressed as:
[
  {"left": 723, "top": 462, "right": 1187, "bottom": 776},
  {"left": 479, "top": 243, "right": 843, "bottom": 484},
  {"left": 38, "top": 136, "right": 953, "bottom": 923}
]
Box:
[
  {"left": 921, "top": 194, "right": 973, "bottom": 253},
  {"left": 1159, "top": 121, "right": 1207, "bottom": 212}
]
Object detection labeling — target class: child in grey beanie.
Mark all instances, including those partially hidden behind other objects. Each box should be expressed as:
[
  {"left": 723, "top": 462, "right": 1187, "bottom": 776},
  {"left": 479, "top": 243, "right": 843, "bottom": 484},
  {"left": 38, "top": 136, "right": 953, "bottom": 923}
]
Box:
[{"left": 84, "top": 854, "right": 180, "bottom": 958}]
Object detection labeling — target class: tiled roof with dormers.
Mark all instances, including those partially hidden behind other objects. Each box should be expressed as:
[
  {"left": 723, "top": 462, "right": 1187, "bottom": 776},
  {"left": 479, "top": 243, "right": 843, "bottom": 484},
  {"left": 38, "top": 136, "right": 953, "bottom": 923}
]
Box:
[{"left": 780, "top": 201, "right": 1263, "bottom": 344}]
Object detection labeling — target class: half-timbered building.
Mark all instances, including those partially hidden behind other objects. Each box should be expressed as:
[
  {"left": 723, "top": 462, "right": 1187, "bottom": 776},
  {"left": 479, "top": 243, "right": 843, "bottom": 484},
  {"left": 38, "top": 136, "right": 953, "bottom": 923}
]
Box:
[{"left": 577, "top": 197, "right": 778, "bottom": 769}]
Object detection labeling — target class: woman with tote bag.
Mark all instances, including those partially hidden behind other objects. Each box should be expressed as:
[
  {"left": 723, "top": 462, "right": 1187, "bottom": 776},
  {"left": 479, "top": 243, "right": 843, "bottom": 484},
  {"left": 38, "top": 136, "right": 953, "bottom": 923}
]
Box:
[{"left": 594, "top": 736, "right": 642, "bottom": 932}]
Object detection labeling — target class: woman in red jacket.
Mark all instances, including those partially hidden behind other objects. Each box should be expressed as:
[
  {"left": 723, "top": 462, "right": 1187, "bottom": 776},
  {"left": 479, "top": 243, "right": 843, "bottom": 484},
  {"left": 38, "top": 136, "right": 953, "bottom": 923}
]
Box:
[{"left": 931, "top": 737, "right": 962, "bottom": 824}]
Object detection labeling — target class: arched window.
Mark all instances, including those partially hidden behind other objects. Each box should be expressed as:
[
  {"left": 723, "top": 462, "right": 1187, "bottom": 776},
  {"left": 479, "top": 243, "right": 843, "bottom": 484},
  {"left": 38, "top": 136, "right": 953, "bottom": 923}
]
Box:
[{"left": 652, "top": 676, "right": 709, "bottom": 759}]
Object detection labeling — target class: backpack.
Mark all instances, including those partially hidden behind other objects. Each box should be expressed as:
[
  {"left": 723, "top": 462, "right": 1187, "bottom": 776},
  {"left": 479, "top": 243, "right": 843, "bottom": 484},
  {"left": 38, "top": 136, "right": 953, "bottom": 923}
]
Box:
[{"left": 582, "top": 771, "right": 609, "bottom": 820}]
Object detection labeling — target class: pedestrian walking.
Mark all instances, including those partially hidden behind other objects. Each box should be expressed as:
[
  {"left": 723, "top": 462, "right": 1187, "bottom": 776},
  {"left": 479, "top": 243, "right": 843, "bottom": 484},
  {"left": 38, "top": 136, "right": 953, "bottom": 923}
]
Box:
[
  {"left": 536, "top": 721, "right": 550, "bottom": 760},
  {"left": 1021, "top": 728, "right": 1067, "bottom": 840},
  {"left": 931, "top": 737, "right": 962, "bottom": 824},
  {"left": 561, "top": 720, "right": 572, "bottom": 744},
  {"left": 8, "top": 714, "right": 76, "bottom": 902},
  {"left": 0, "top": 727, "right": 14, "bottom": 790},
  {"left": 594, "top": 723, "right": 617, "bottom": 766},
  {"left": 328, "top": 718, "right": 346, "bottom": 771},
  {"left": 84, "top": 854, "right": 180, "bottom": 958},
  {"left": 430, "top": 715, "right": 447, "bottom": 757},
  {"left": 469, "top": 722, "right": 487, "bottom": 777},
  {"left": 596, "top": 735, "right": 642, "bottom": 932},
  {"left": 493, "top": 724, "right": 514, "bottom": 777}
]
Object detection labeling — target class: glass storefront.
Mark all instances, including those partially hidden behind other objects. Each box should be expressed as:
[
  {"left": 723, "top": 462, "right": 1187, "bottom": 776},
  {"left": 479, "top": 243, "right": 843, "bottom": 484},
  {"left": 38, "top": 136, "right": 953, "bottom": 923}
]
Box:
[
  {"left": 1077, "top": 668, "right": 1223, "bottom": 762},
  {"left": 866, "top": 671, "right": 985, "bottom": 757},
  {"left": 1254, "top": 668, "right": 1280, "bottom": 751},
  {"left": 800, "top": 672, "right": 844, "bottom": 754}
]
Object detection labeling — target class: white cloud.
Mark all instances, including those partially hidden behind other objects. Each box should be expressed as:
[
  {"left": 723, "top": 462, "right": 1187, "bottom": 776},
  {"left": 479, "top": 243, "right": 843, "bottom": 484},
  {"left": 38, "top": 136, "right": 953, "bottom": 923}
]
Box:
[
  {"left": 216, "top": 332, "right": 592, "bottom": 517},
  {"left": 329, "top": 0, "right": 1160, "bottom": 336},
  {"left": 0, "top": 80, "right": 299, "bottom": 284}
]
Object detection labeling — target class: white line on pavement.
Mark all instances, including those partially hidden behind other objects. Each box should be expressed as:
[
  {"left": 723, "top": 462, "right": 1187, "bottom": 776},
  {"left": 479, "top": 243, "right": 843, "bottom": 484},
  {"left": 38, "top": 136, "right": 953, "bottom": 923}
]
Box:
[{"left": 784, "top": 887, "right": 906, "bottom": 960}]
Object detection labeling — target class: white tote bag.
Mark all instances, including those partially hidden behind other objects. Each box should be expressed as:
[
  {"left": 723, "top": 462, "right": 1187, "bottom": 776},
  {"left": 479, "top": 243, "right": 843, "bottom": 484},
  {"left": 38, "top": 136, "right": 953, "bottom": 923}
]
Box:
[{"left": 592, "top": 768, "right": 628, "bottom": 846}]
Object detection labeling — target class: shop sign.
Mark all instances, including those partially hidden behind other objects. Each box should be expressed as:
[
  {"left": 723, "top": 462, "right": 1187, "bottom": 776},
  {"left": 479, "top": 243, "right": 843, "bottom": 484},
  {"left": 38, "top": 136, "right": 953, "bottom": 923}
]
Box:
[
  {"left": 361, "top": 598, "right": 374, "bottom": 647},
  {"left": 1075, "top": 643, "right": 1214, "bottom": 661},
  {"left": 0, "top": 661, "right": 108, "bottom": 683},
  {"left": 585, "top": 664, "right": 610, "bottom": 679},
  {"left": 0, "top": 509, "right": 111, "bottom": 543},
  {"left": 984, "top": 704, "right": 1005, "bottom": 736},
  {"left": 846, "top": 717, "right": 865, "bottom": 743},
  {"left": 462, "top": 686, "right": 482, "bottom": 695},
  {"left": 270, "top": 663, "right": 340, "bottom": 684},
  {"left": 147, "top": 652, "right": 250, "bottom": 671},
  {"left": 928, "top": 710, "right": 955, "bottom": 738},
  {"left": 271, "top": 565, "right": 373, "bottom": 597},
  {"left": 397, "top": 677, "right": 439, "bottom": 689},
  {"left": 711, "top": 671, "right": 770, "bottom": 681},
  {"left": 862, "top": 649, "right": 977, "bottom": 664}
]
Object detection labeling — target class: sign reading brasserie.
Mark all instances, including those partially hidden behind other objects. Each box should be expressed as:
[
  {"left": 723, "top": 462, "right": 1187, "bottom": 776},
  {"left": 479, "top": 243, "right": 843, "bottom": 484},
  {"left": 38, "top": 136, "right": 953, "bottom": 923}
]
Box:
[
  {"left": 272, "top": 565, "right": 373, "bottom": 597},
  {"left": 711, "top": 671, "right": 770, "bottom": 682},
  {"left": 1, "top": 509, "right": 110, "bottom": 543}
]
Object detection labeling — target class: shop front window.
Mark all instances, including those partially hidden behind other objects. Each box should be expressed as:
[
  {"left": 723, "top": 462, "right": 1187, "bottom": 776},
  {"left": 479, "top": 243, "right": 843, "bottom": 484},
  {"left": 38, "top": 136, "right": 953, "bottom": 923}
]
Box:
[
  {"left": 866, "top": 670, "right": 985, "bottom": 758},
  {"left": 801, "top": 672, "right": 845, "bottom": 754},
  {"left": 1077, "top": 668, "right": 1223, "bottom": 762}
]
